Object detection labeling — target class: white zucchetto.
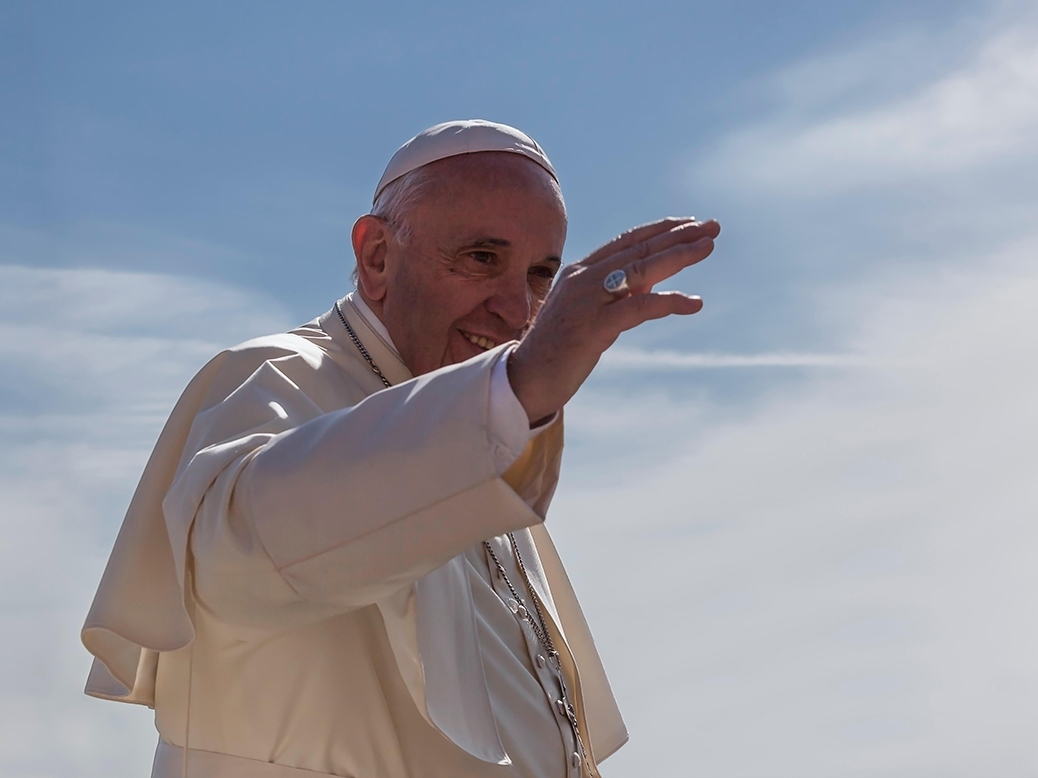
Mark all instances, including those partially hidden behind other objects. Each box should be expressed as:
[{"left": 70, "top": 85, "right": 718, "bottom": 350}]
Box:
[{"left": 373, "top": 119, "right": 558, "bottom": 204}]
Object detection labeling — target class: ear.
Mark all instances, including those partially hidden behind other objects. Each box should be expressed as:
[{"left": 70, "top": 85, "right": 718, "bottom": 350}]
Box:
[{"left": 352, "top": 215, "right": 391, "bottom": 303}]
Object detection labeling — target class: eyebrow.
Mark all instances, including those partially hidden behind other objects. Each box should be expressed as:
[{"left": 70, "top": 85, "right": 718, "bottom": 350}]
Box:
[
  {"left": 468, "top": 236, "right": 512, "bottom": 248},
  {"left": 465, "top": 236, "right": 563, "bottom": 267}
]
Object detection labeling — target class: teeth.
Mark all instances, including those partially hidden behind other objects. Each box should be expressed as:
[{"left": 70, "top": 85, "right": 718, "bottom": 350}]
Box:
[{"left": 463, "top": 332, "right": 497, "bottom": 350}]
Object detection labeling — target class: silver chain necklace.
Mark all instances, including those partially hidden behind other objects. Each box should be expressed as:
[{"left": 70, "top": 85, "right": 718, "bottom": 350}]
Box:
[
  {"left": 334, "top": 299, "right": 592, "bottom": 775},
  {"left": 483, "top": 534, "right": 558, "bottom": 659},
  {"left": 335, "top": 301, "right": 392, "bottom": 387}
]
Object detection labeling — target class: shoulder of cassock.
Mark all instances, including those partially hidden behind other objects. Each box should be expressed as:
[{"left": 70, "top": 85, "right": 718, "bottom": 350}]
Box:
[
  {"left": 80, "top": 323, "right": 340, "bottom": 698},
  {"left": 80, "top": 305, "right": 627, "bottom": 765}
]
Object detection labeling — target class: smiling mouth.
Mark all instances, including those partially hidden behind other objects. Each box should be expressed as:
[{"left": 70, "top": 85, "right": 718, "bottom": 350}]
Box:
[{"left": 461, "top": 331, "right": 499, "bottom": 351}]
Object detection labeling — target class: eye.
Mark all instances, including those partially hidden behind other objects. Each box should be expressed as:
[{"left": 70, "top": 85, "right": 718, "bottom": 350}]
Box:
[
  {"left": 467, "top": 250, "right": 496, "bottom": 265},
  {"left": 529, "top": 265, "right": 558, "bottom": 281}
]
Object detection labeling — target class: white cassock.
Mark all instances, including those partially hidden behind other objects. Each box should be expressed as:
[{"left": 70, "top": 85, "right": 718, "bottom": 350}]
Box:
[{"left": 81, "top": 293, "right": 627, "bottom": 777}]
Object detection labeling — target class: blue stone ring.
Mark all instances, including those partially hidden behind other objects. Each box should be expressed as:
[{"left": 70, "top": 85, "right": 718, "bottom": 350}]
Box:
[{"left": 602, "top": 268, "right": 630, "bottom": 297}]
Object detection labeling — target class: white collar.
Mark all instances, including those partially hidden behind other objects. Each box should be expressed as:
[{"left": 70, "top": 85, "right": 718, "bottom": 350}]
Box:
[{"left": 346, "top": 290, "right": 400, "bottom": 359}]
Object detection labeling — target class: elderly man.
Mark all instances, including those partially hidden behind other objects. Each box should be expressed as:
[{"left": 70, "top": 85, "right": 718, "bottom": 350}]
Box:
[{"left": 81, "top": 120, "right": 720, "bottom": 777}]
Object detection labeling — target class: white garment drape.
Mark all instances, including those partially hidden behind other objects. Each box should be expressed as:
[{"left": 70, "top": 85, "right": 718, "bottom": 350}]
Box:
[{"left": 82, "top": 297, "right": 627, "bottom": 776}]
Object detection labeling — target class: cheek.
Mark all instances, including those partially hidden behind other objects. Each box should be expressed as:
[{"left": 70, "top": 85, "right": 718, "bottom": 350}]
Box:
[
  {"left": 389, "top": 257, "right": 442, "bottom": 323},
  {"left": 406, "top": 285, "right": 471, "bottom": 357}
]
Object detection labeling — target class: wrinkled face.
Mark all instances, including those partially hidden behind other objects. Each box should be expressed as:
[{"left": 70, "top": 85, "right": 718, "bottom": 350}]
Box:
[{"left": 373, "top": 153, "right": 567, "bottom": 376}]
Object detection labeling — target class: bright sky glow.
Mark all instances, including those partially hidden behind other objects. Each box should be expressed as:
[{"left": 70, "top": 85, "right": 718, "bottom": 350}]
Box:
[{"left": 2, "top": 2, "right": 1036, "bottom": 776}]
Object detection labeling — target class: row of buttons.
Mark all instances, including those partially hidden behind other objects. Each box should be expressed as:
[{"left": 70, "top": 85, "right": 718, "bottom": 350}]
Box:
[{"left": 489, "top": 540, "right": 586, "bottom": 777}]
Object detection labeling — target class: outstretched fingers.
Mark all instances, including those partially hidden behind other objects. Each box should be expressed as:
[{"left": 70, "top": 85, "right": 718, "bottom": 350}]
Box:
[
  {"left": 591, "top": 218, "right": 720, "bottom": 269},
  {"left": 605, "top": 291, "right": 704, "bottom": 332},
  {"left": 622, "top": 234, "right": 716, "bottom": 293},
  {"left": 583, "top": 217, "right": 700, "bottom": 265}
]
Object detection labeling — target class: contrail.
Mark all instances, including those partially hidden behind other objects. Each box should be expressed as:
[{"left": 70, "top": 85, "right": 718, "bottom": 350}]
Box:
[{"left": 600, "top": 348, "right": 875, "bottom": 369}]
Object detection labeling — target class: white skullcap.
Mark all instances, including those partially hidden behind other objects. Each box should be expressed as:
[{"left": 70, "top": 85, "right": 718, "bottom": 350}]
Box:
[{"left": 373, "top": 119, "right": 558, "bottom": 204}]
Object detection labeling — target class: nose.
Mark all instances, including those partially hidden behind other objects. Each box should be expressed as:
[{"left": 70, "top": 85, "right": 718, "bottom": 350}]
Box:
[{"left": 485, "top": 269, "right": 533, "bottom": 334}]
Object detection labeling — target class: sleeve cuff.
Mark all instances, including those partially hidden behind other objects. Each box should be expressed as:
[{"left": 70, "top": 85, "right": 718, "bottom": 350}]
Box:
[{"left": 488, "top": 345, "right": 557, "bottom": 476}]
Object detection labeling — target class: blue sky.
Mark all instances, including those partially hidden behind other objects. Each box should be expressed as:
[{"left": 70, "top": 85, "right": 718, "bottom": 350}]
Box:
[{"left": 2, "top": 2, "right": 1037, "bottom": 776}]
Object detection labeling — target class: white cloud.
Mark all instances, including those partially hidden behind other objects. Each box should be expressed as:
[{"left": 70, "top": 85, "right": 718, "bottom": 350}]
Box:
[
  {"left": 698, "top": 14, "right": 1038, "bottom": 195},
  {"left": 554, "top": 233, "right": 1038, "bottom": 777},
  {"left": 551, "top": 10, "right": 1038, "bottom": 776}
]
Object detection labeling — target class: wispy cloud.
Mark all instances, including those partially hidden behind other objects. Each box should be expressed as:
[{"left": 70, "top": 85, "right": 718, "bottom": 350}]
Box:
[
  {"left": 698, "top": 12, "right": 1038, "bottom": 195},
  {"left": 600, "top": 348, "right": 873, "bottom": 369},
  {"left": 556, "top": 10, "right": 1038, "bottom": 777},
  {"left": 561, "top": 228, "right": 1038, "bottom": 778}
]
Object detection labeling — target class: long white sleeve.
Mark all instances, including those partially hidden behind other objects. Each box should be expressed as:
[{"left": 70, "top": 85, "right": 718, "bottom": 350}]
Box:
[{"left": 162, "top": 340, "right": 560, "bottom": 636}]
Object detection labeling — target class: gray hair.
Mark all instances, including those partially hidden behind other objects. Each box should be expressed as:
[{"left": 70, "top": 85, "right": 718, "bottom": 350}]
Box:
[
  {"left": 371, "top": 167, "right": 442, "bottom": 244},
  {"left": 351, "top": 167, "right": 439, "bottom": 286}
]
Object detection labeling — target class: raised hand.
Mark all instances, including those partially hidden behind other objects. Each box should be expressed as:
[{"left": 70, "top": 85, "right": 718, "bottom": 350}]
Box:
[{"left": 508, "top": 217, "right": 720, "bottom": 423}]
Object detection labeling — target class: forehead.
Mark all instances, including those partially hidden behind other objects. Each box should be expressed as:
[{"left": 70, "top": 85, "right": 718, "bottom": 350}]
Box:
[
  {"left": 429, "top": 150, "right": 557, "bottom": 186},
  {"left": 414, "top": 152, "right": 567, "bottom": 238}
]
